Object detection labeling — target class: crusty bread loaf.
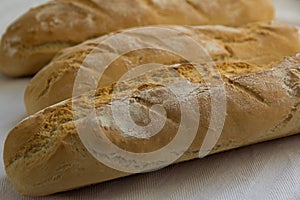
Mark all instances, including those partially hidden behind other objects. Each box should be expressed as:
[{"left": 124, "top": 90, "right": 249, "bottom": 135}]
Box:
[
  {"left": 0, "top": 0, "right": 275, "bottom": 77},
  {"left": 4, "top": 53, "right": 300, "bottom": 196},
  {"left": 24, "top": 22, "right": 300, "bottom": 114}
]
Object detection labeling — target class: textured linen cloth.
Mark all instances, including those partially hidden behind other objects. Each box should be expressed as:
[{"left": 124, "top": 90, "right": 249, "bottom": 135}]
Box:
[{"left": 0, "top": 0, "right": 300, "bottom": 199}]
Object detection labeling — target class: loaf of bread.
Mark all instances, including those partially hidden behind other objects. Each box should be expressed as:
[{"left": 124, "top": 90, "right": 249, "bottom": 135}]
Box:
[
  {"left": 4, "top": 53, "right": 300, "bottom": 196},
  {"left": 0, "top": 0, "right": 275, "bottom": 77},
  {"left": 24, "top": 22, "right": 300, "bottom": 114}
]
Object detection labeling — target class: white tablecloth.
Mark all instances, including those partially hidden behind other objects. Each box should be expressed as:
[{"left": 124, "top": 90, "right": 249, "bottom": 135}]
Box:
[{"left": 1, "top": 1, "right": 300, "bottom": 199}]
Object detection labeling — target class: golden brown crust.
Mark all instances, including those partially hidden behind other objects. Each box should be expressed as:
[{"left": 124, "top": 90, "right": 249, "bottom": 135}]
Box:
[
  {"left": 4, "top": 54, "right": 300, "bottom": 196},
  {"left": 25, "top": 22, "right": 300, "bottom": 114},
  {"left": 0, "top": 0, "right": 274, "bottom": 77}
]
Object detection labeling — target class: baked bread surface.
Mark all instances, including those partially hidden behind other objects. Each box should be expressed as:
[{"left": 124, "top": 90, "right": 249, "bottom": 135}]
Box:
[
  {"left": 5, "top": 52, "right": 300, "bottom": 196},
  {"left": 0, "top": 0, "right": 275, "bottom": 77},
  {"left": 24, "top": 22, "right": 300, "bottom": 114}
]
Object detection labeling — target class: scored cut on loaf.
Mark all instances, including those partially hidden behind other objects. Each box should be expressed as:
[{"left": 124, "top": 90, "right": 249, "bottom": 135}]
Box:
[
  {"left": 0, "top": 0, "right": 275, "bottom": 77},
  {"left": 24, "top": 22, "right": 300, "bottom": 114},
  {"left": 4, "top": 53, "right": 300, "bottom": 196}
]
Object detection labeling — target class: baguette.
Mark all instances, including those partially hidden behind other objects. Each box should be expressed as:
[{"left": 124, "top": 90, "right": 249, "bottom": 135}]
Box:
[
  {"left": 4, "top": 54, "right": 300, "bottom": 196},
  {"left": 25, "top": 22, "right": 300, "bottom": 114},
  {"left": 0, "top": 0, "right": 275, "bottom": 77}
]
